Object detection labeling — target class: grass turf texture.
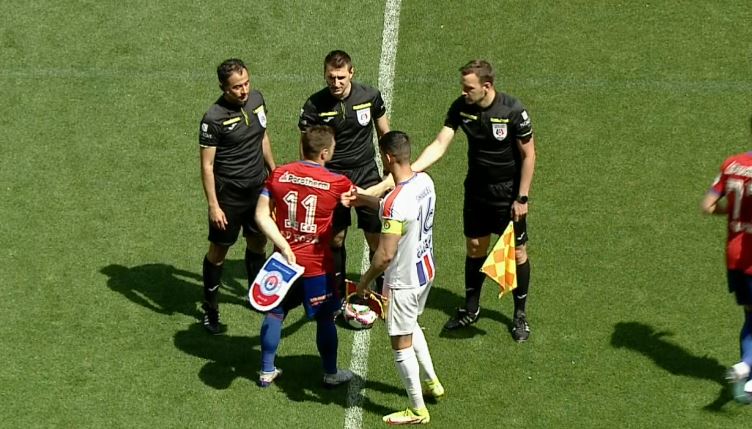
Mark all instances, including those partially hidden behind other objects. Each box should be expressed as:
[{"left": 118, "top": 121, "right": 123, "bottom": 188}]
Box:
[{"left": 1, "top": 0, "right": 752, "bottom": 427}]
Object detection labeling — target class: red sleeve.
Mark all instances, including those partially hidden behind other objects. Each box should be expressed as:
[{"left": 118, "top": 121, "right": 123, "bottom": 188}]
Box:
[
  {"left": 711, "top": 159, "right": 730, "bottom": 195},
  {"left": 335, "top": 175, "right": 354, "bottom": 195}
]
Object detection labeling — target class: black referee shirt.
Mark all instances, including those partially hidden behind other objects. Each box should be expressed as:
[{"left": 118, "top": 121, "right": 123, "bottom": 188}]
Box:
[
  {"left": 199, "top": 90, "right": 268, "bottom": 188},
  {"left": 298, "top": 82, "right": 387, "bottom": 171},
  {"left": 444, "top": 92, "right": 533, "bottom": 184}
]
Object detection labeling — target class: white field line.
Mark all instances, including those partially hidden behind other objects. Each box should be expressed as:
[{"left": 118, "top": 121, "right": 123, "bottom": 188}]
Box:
[{"left": 343, "top": 1, "right": 401, "bottom": 429}]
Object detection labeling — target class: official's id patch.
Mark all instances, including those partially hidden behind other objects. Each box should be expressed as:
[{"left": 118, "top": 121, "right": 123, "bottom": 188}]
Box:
[{"left": 382, "top": 219, "right": 404, "bottom": 235}]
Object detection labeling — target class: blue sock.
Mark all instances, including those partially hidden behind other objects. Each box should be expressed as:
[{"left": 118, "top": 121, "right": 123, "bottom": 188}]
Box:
[
  {"left": 742, "top": 310, "right": 752, "bottom": 366},
  {"left": 316, "top": 310, "right": 338, "bottom": 374},
  {"left": 260, "top": 308, "right": 285, "bottom": 373}
]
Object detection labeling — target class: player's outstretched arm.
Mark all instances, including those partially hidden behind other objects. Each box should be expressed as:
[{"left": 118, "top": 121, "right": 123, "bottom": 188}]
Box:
[
  {"left": 411, "top": 126, "right": 456, "bottom": 172},
  {"left": 363, "top": 177, "right": 394, "bottom": 197},
  {"left": 343, "top": 187, "right": 381, "bottom": 210}
]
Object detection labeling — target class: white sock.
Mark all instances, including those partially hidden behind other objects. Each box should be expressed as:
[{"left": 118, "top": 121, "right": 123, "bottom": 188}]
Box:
[
  {"left": 393, "top": 347, "right": 425, "bottom": 410},
  {"left": 411, "top": 327, "right": 437, "bottom": 383},
  {"left": 733, "top": 361, "right": 751, "bottom": 379}
]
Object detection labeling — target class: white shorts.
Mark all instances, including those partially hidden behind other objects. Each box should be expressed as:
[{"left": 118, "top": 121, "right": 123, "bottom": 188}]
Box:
[{"left": 385, "top": 282, "right": 432, "bottom": 336}]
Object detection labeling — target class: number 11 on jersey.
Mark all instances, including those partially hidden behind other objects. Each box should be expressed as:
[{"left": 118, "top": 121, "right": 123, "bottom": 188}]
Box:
[{"left": 283, "top": 191, "right": 318, "bottom": 233}]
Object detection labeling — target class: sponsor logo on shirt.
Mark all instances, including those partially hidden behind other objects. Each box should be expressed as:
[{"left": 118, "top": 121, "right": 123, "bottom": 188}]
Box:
[{"left": 279, "top": 171, "right": 331, "bottom": 190}]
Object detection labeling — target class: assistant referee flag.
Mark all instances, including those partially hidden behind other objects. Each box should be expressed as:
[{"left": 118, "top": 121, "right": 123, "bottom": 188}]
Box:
[{"left": 480, "top": 221, "right": 517, "bottom": 297}]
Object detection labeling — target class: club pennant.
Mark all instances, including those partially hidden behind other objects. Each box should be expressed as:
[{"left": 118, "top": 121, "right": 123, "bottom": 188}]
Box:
[
  {"left": 480, "top": 221, "right": 517, "bottom": 298},
  {"left": 248, "top": 252, "right": 304, "bottom": 312}
]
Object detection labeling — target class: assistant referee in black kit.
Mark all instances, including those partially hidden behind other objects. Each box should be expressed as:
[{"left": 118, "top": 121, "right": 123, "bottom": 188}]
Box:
[
  {"left": 298, "top": 50, "right": 390, "bottom": 295},
  {"left": 198, "top": 58, "right": 276, "bottom": 334},
  {"left": 406, "top": 59, "right": 536, "bottom": 342}
]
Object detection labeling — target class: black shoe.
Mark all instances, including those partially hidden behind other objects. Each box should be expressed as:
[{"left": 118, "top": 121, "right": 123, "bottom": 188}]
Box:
[
  {"left": 202, "top": 304, "right": 226, "bottom": 335},
  {"left": 443, "top": 308, "right": 479, "bottom": 330},
  {"left": 512, "top": 313, "right": 530, "bottom": 342}
]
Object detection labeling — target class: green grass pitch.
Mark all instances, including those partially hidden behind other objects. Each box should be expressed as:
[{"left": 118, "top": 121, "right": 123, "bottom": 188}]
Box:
[{"left": 1, "top": 1, "right": 751, "bottom": 427}]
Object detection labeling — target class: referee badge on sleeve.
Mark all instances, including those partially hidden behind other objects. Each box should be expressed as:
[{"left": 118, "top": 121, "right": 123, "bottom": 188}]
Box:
[
  {"left": 492, "top": 123, "right": 508, "bottom": 141},
  {"left": 356, "top": 108, "right": 371, "bottom": 126}
]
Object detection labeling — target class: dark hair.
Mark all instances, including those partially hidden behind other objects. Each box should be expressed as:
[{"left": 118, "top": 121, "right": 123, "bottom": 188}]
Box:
[
  {"left": 459, "top": 59, "right": 495, "bottom": 85},
  {"left": 217, "top": 59, "right": 247, "bottom": 88},
  {"left": 324, "top": 50, "right": 353, "bottom": 71},
  {"left": 379, "top": 131, "right": 411, "bottom": 162},
  {"left": 301, "top": 126, "right": 335, "bottom": 159}
]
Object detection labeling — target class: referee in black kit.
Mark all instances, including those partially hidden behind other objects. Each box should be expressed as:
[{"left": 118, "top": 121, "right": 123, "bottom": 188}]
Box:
[
  {"left": 377, "top": 59, "right": 537, "bottom": 342},
  {"left": 298, "top": 50, "right": 390, "bottom": 295},
  {"left": 198, "top": 58, "right": 276, "bottom": 334}
]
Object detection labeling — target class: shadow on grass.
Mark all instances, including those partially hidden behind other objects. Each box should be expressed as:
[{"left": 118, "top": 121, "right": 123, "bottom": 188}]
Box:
[
  {"left": 101, "top": 262, "right": 408, "bottom": 414},
  {"left": 173, "top": 322, "right": 402, "bottom": 415},
  {"left": 425, "top": 283, "right": 514, "bottom": 339},
  {"left": 345, "top": 271, "right": 516, "bottom": 339},
  {"left": 610, "top": 321, "right": 732, "bottom": 412},
  {"left": 100, "top": 259, "right": 252, "bottom": 319}
]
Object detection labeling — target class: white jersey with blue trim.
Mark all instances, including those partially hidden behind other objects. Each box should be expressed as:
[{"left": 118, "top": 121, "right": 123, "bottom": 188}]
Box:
[{"left": 379, "top": 172, "right": 436, "bottom": 289}]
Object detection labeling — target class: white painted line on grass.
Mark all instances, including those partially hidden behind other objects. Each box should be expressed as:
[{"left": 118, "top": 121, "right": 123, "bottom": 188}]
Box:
[{"left": 344, "top": 1, "right": 401, "bottom": 429}]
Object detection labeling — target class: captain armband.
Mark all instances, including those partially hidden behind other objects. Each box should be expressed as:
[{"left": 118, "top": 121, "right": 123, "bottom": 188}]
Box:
[{"left": 381, "top": 219, "right": 404, "bottom": 235}]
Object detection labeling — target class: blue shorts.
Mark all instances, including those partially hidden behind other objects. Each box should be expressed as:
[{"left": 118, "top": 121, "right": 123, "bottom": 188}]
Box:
[
  {"left": 727, "top": 270, "right": 752, "bottom": 306},
  {"left": 278, "top": 274, "right": 338, "bottom": 319}
]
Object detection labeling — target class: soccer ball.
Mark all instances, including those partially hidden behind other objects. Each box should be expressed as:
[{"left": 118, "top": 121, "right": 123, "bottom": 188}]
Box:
[{"left": 343, "top": 302, "right": 378, "bottom": 329}]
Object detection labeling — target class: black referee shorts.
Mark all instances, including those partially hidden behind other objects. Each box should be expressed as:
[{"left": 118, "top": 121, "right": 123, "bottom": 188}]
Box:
[
  {"left": 207, "top": 182, "right": 263, "bottom": 247},
  {"left": 331, "top": 163, "right": 382, "bottom": 234},
  {"left": 463, "top": 180, "right": 529, "bottom": 244}
]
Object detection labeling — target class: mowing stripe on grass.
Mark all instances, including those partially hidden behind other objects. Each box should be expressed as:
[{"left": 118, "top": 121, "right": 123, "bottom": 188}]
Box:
[
  {"left": 343, "top": 1, "right": 401, "bottom": 428},
  {"left": 2, "top": 68, "right": 750, "bottom": 93}
]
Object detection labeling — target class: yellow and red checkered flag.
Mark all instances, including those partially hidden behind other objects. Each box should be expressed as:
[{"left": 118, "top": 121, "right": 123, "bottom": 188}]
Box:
[{"left": 480, "top": 221, "right": 517, "bottom": 298}]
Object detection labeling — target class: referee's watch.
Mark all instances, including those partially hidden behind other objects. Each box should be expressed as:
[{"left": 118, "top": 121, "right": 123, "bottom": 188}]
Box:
[{"left": 516, "top": 195, "right": 529, "bottom": 204}]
